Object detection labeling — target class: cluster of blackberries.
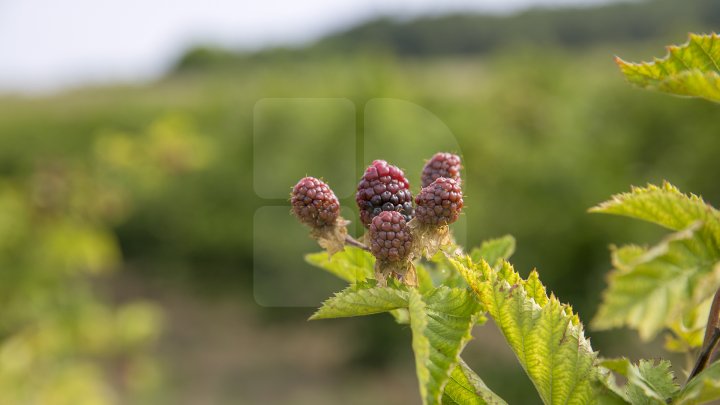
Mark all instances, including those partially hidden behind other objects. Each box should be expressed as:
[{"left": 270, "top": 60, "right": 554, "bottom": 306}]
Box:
[{"left": 291, "top": 152, "right": 464, "bottom": 265}]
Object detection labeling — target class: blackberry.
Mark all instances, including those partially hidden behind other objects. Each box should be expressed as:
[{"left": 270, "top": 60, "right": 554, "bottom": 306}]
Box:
[
  {"left": 356, "top": 160, "right": 414, "bottom": 227},
  {"left": 291, "top": 177, "right": 340, "bottom": 228},
  {"left": 415, "top": 177, "right": 463, "bottom": 226},
  {"left": 369, "top": 211, "right": 412, "bottom": 262},
  {"left": 421, "top": 152, "right": 462, "bottom": 188}
]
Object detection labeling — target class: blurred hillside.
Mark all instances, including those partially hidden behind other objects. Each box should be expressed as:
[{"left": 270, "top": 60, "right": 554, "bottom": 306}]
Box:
[
  {"left": 176, "top": 0, "right": 720, "bottom": 70},
  {"left": 1, "top": 0, "right": 719, "bottom": 403}
]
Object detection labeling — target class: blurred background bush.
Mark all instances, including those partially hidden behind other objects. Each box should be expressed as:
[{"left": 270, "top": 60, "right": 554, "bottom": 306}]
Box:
[{"left": 1, "top": 0, "right": 719, "bottom": 403}]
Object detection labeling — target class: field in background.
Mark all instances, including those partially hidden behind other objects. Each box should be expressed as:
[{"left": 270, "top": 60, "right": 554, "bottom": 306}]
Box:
[{"left": 0, "top": 1, "right": 719, "bottom": 402}]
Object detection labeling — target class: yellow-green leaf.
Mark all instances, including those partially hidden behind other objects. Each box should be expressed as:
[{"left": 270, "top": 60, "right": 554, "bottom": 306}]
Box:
[
  {"left": 592, "top": 223, "right": 720, "bottom": 340},
  {"left": 599, "top": 358, "right": 678, "bottom": 405},
  {"left": 305, "top": 246, "right": 374, "bottom": 283},
  {"left": 470, "top": 235, "right": 516, "bottom": 268},
  {"left": 590, "top": 183, "right": 720, "bottom": 244},
  {"left": 674, "top": 361, "right": 720, "bottom": 405},
  {"left": 450, "top": 257, "right": 599, "bottom": 404},
  {"left": 409, "top": 287, "right": 484, "bottom": 405},
  {"left": 591, "top": 183, "right": 720, "bottom": 341},
  {"left": 616, "top": 33, "right": 720, "bottom": 103},
  {"left": 442, "top": 359, "right": 507, "bottom": 405},
  {"left": 309, "top": 284, "right": 408, "bottom": 320}
]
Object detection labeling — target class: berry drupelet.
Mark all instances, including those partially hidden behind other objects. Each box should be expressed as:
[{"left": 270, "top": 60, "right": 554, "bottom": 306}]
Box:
[
  {"left": 369, "top": 211, "right": 413, "bottom": 262},
  {"left": 291, "top": 177, "right": 340, "bottom": 228},
  {"left": 356, "top": 160, "right": 414, "bottom": 227},
  {"left": 421, "top": 152, "right": 462, "bottom": 188},
  {"left": 415, "top": 177, "right": 464, "bottom": 226}
]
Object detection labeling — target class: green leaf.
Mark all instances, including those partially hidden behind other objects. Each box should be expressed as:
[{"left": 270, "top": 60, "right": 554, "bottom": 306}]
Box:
[
  {"left": 451, "top": 256, "right": 599, "bottom": 404},
  {"left": 470, "top": 235, "right": 516, "bottom": 268},
  {"left": 309, "top": 283, "right": 408, "bottom": 320},
  {"left": 390, "top": 308, "right": 410, "bottom": 324},
  {"left": 593, "top": 366, "right": 631, "bottom": 405},
  {"left": 599, "top": 358, "right": 678, "bottom": 405},
  {"left": 664, "top": 296, "right": 710, "bottom": 352},
  {"left": 422, "top": 235, "right": 516, "bottom": 290},
  {"left": 627, "top": 360, "right": 678, "bottom": 404},
  {"left": 590, "top": 183, "right": 720, "bottom": 241},
  {"left": 616, "top": 33, "right": 720, "bottom": 103},
  {"left": 416, "top": 262, "right": 436, "bottom": 293},
  {"left": 408, "top": 287, "right": 484, "bottom": 405},
  {"left": 429, "top": 251, "right": 469, "bottom": 289},
  {"left": 591, "top": 183, "right": 720, "bottom": 340},
  {"left": 592, "top": 223, "right": 720, "bottom": 340},
  {"left": 305, "top": 246, "right": 374, "bottom": 283},
  {"left": 442, "top": 359, "right": 507, "bottom": 405},
  {"left": 674, "top": 361, "right": 720, "bottom": 405}
]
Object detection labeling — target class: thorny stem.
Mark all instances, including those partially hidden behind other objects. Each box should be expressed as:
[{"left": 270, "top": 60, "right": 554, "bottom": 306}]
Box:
[
  {"left": 688, "top": 286, "right": 720, "bottom": 383},
  {"left": 344, "top": 235, "right": 370, "bottom": 252},
  {"left": 689, "top": 328, "right": 720, "bottom": 383}
]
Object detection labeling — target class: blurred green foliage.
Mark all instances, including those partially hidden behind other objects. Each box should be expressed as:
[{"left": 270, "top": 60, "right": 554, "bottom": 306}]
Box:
[
  {"left": 0, "top": 115, "right": 217, "bottom": 403},
  {"left": 4, "top": 45, "right": 720, "bottom": 402},
  {"left": 0, "top": 173, "right": 161, "bottom": 403},
  {"left": 9, "top": 46, "right": 717, "bottom": 312},
  {"left": 1, "top": 1, "right": 720, "bottom": 402}
]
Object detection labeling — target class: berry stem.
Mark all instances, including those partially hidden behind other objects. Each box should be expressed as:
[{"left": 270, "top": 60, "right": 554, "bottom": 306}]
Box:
[
  {"left": 688, "top": 286, "right": 720, "bottom": 382},
  {"left": 344, "top": 235, "right": 371, "bottom": 252}
]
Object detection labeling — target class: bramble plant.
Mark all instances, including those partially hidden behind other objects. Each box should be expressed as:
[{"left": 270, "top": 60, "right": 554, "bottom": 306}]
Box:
[{"left": 291, "top": 33, "right": 720, "bottom": 404}]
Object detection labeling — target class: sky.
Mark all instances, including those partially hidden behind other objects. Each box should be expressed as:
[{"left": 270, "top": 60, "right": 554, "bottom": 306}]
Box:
[{"left": 0, "top": 0, "right": 615, "bottom": 94}]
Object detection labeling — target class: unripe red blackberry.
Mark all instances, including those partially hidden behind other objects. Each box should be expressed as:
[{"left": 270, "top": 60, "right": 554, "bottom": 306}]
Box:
[
  {"left": 356, "top": 160, "right": 414, "bottom": 227},
  {"left": 369, "top": 211, "right": 412, "bottom": 262},
  {"left": 421, "top": 152, "right": 461, "bottom": 188},
  {"left": 415, "top": 177, "right": 463, "bottom": 226},
  {"left": 291, "top": 177, "right": 340, "bottom": 228}
]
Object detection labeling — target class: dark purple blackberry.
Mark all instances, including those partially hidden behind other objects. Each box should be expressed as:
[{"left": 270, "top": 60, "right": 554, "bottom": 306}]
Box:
[
  {"left": 356, "top": 160, "right": 414, "bottom": 227},
  {"left": 415, "top": 177, "right": 463, "bottom": 226},
  {"left": 369, "top": 211, "right": 412, "bottom": 262},
  {"left": 291, "top": 177, "right": 340, "bottom": 228},
  {"left": 421, "top": 153, "right": 462, "bottom": 188}
]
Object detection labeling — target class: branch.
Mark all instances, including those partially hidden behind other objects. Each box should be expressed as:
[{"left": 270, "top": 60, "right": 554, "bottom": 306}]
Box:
[
  {"left": 688, "top": 286, "right": 720, "bottom": 382},
  {"left": 688, "top": 328, "right": 720, "bottom": 382}
]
